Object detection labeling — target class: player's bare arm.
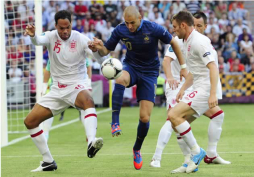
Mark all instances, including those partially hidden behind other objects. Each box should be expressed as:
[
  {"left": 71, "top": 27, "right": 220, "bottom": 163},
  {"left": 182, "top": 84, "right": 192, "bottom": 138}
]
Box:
[
  {"left": 24, "top": 24, "right": 35, "bottom": 37},
  {"left": 170, "top": 38, "right": 188, "bottom": 81},
  {"left": 207, "top": 61, "right": 219, "bottom": 108},
  {"left": 90, "top": 37, "right": 111, "bottom": 56},
  {"left": 163, "top": 56, "right": 179, "bottom": 90},
  {"left": 176, "top": 72, "right": 193, "bottom": 102}
]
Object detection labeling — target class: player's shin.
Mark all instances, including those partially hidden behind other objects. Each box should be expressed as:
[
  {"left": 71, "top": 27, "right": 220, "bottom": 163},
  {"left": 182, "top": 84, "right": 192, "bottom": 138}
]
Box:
[
  {"left": 176, "top": 133, "right": 191, "bottom": 164},
  {"left": 133, "top": 120, "right": 150, "bottom": 150},
  {"left": 28, "top": 127, "right": 53, "bottom": 163},
  {"left": 41, "top": 117, "right": 54, "bottom": 142},
  {"left": 207, "top": 110, "right": 224, "bottom": 157},
  {"left": 112, "top": 84, "right": 125, "bottom": 124},
  {"left": 175, "top": 121, "right": 200, "bottom": 155},
  {"left": 81, "top": 108, "right": 97, "bottom": 145},
  {"left": 153, "top": 120, "right": 173, "bottom": 160}
]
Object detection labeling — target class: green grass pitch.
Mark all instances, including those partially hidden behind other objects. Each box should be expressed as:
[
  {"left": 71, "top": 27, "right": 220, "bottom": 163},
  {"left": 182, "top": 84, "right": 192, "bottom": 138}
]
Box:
[{"left": 2, "top": 104, "right": 254, "bottom": 177}]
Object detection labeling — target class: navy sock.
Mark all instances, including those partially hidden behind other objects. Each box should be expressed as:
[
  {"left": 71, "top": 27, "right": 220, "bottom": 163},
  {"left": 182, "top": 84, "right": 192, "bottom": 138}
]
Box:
[
  {"left": 133, "top": 120, "right": 150, "bottom": 151},
  {"left": 112, "top": 84, "right": 125, "bottom": 125}
]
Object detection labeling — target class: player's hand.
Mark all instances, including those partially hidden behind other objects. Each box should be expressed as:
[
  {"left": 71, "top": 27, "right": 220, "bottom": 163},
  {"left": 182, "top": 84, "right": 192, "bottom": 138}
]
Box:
[
  {"left": 91, "top": 37, "right": 104, "bottom": 50},
  {"left": 24, "top": 24, "right": 35, "bottom": 37},
  {"left": 208, "top": 94, "right": 218, "bottom": 109},
  {"left": 88, "top": 41, "right": 98, "bottom": 52},
  {"left": 180, "top": 68, "right": 188, "bottom": 81},
  {"left": 167, "top": 77, "right": 179, "bottom": 90},
  {"left": 176, "top": 89, "right": 185, "bottom": 103}
]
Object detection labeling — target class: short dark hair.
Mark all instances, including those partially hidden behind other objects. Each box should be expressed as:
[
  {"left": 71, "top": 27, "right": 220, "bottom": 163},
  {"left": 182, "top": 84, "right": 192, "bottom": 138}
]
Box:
[
  {"left": 54, "top": 10, "right": 72, "bottom": 24},
  {"left": 193, "top": 11, "right": 207, "bottom": 25},
  {"left": 171, "top": 11, "right": 194, "bottom": 26}
]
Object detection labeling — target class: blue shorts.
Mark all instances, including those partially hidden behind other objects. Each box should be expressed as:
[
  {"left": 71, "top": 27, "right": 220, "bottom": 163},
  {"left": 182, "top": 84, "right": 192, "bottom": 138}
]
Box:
[{"left": 123, "top": 63, "right": 158, "bottom": 103}]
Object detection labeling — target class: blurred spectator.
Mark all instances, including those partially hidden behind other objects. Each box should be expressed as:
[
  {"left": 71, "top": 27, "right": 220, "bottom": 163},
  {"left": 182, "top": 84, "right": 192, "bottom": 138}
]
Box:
[
  {"left": 218, "top": 56, "right": 230, "bottom": 73},
  {"left": 61, "top": 0, "right": 74, "bottom": 12},
  {"left": 17, "top": 38, "right": 26, "bottom": 53},
  {"left": 81, "top": 12, "right": 95, "bottom": 28},
  {"left": 154, "top": 11, "right": 164, "bottom": 25},
  {"left": 232, "top": 18, "right": 250, "bottom": 37},
  {"left": 214, "top": 1, "right": 227, "bottom": 19},
  {"left": 186, "top": 0, "right": 200, "bottom": 14},
  {"left": 230, "top": 58, "right": 245, "bottom": 72},
  {"left": 172, "top": 0, "right": 186, "bottom": 14},
  {"left": 7, "top": 46, "right": 23, "bottom": 62},
  {"left": 228, "top": 2, "right": 246, "bottom": 22},
  {"left": 240, "top": 48, "right": 253, "bottom": 65},
  {"left": 94, "top": 13, "right": 106, "bottom": 33},
  {"left": 5, "top": 1, "right": 15, "bottom": 23},
  {"left": 17, "top": 1, "right": 28, "bottom": 21},
  {"left": 158, "top": 1, "right": 171, "bottom": 19},
  {"left": 222, "top": 33, "right": 238, "bottom": 60},
  {"left": 218, "top": 13, "right": 229, "bottom": 29},
  {"left": 23, "top": 45, "right": 35, "bottom": 62},
  {"left": 237, "top": 28, "right": 253, "bottom": 43},
  {"left": 101, "top": 21, "right": 114, "bottom": 42},
  {"left": 239, "top": 34, "right": 253, "bottom": 54},
  {"left": 8, "top": 60, "right": 23, "bottom": 82},
  {"left": 89, "top": 1, "right": 101, "bottom": 19},
  {"left": 45, "top": 0, "right": 56, "bottom": 14},
  {"left": 43, "top": 46, "right": 49, "bottom": 61},
  {"left": 74, "top": 1, "right": 88, "bottom": 19},
  {"left": 205, "top": 16, "right": 220, "bottom": 34},
  {"left": 203, "top": 2, "right": 213, "bottom": 18},
  {"left": 73, "top": 19, "right": 84, "bottom": 33},
  {"left": 227, "top": 50, "right": 240, "bottom": 64},
  {"left": 104, "top": 1, "right": 117, "bottom": 19},
  {"left": 219, "top": 25, "right": 233, "bottom": 48},
  {"left": 228, "top": 1, "right": 244, "bottom": 11},
  {"left": 108, "top": 11, "right": 121, "bottom": 27}
]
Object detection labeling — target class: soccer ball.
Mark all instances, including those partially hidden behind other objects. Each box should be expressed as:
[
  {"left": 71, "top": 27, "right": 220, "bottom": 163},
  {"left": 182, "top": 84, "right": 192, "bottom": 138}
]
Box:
[{"left": 101, "top": 58, "right": 123, "bottom": 80}]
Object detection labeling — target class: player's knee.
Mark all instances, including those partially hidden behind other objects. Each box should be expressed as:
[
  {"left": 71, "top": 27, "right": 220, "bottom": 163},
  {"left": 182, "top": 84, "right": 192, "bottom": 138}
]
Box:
[
  {"left": 24, "top": 117, "right": 37, "bottom": 129},
  {"left": 82, "top": 96, "right": 95, "bottom": 109},
  {"left": 167, "top": 110, "right": 178, "bottom": 123},
  {"left": 139, "top": 116, "right": 150, "bottom": 123}
]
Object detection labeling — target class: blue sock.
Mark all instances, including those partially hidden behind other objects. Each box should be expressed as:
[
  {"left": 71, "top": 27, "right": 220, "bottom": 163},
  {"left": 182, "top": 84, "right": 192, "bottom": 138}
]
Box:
[
  {"left": 112, "top": 84, "right": 125, "bottom": 125},
  {"left": 133, "top": 120, "right": 150, "bottom": 151}
]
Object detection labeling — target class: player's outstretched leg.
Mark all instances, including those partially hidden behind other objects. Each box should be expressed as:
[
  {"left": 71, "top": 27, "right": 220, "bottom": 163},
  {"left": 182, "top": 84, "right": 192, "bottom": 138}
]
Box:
[
  {"left": 133, "top": 120, "right": 150, "bottom": 170},
  {"left": 80, "top": 108, "right": 103, "bottom": 158},
  {"left": 111, "top": 84, "right": 125, "bottom": 137},
  {"left": 174, "top": 121, "right": 206, "bottom": 173},
  {"left": 205, "top": 109, "right": 231, "bottom": 164},
  {"left": 150, "top": 120, "right": 173, "bottom": 168}
]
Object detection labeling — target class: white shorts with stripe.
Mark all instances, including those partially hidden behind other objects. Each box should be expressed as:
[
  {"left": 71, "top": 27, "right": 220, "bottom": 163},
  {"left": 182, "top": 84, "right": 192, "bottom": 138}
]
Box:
[
  {"left": 38, "top": 80, "right": 91, "bottom": 116},
  {"left": 181, "top": 87, "right": 210, "bottom": 117}
]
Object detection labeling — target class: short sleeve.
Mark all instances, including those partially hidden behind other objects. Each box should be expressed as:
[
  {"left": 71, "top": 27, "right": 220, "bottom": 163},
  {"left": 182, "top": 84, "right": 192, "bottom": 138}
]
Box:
[
  {"left": 153, "top": 23, "right": 172, "bottom": 44},
  {"left": 195, "top": 41, "right": 215, "bottom": 66}
]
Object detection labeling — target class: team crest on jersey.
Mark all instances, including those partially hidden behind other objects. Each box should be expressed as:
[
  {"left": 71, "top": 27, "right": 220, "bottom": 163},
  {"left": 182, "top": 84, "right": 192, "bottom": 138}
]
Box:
[
  {"left": 143, "top": 33, "right": 150, "bottom": 43},
  {"left": 69, "top": 40, "right": 77, "bottom": 52}
]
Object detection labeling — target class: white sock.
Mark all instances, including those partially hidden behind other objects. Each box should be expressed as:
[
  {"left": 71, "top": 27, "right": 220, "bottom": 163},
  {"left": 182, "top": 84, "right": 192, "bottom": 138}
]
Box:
[
  {"left": 42, "top": 117, "right": 54, "bottom": 142},
  {"left": 28, "top": 127, "right": 53, "bottom": 163},
  {"left": 175, "top": 121, "right": 200, "bottom": 155},
  {"left": 176, "top": 133, "right": 191, "bottom": 164},
  {"left": 81, "top": 108, "right": 97, "bottom": 145},
  {"left": 207, "top": 110, "right": 224, "bottom": 157},
  {"left": 153, "top": 120, "right": 173, "bottom": 160}
]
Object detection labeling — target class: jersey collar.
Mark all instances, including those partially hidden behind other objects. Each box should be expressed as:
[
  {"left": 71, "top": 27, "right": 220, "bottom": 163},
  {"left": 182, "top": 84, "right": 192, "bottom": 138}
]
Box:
[{"left": 137, "top": 20, "right": 144, "bottom": 32}]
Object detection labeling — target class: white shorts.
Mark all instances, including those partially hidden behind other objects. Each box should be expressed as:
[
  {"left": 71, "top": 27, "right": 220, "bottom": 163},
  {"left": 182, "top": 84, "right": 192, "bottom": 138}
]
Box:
[
  {"left": 165, "top": 82, "right": 192, "bottom": 110},
  {"left": 181, "top": 87, "right": 210, "bottom": 117},
  {"left": 38, "top": 80, "right": 91, "bottom": 116}
]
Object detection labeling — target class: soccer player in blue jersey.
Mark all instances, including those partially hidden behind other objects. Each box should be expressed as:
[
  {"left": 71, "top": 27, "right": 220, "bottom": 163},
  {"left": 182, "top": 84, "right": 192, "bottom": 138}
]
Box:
[{"left": 89, "top": 6, "right": 187, "bottom": 170}]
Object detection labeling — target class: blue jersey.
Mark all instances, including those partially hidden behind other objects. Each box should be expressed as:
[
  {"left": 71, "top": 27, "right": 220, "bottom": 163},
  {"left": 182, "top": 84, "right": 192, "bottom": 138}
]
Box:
[{"left": 104, "top": 20, "right": 172, "bottom": 75}]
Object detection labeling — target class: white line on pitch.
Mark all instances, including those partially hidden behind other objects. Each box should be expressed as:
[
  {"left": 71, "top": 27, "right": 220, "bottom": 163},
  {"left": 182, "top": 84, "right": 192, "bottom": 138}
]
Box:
[
  {"left": 2, "top": 108, "right": 111, "bottom": 148},
  {"left": 2, "top": 151, "right": 254, "bottom": 158}
]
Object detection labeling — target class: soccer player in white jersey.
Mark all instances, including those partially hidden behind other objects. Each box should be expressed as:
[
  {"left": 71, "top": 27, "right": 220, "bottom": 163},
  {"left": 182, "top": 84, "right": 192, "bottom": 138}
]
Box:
[
  {"left": 24, "top": 10, "right": 105, "bottom": 172},
  {"left": 162, "top": 10, "right": 223, "bottom": 173},
  {"left": 150, "top": 11, "right": 230, "bottom": 173}
]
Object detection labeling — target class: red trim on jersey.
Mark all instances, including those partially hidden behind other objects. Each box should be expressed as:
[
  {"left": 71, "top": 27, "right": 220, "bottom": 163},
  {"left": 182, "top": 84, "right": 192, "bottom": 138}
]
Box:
[
  {"left": 31, "top": 130, "right": 43, "bottom": 138},
  {"left": 168, "top": 104, "right": 171, "bottom": 109},
  {"left": 188, "top": 102, "right": 192, "bottom": 106},
  {"left": 180, "top": 127, "right": 191, "bottom": 136},
  {"left": 58, "top": 82, "right": 68, "bottom": 88},
  {"left": 210, "top": 110, "right": 224, "bottom": 119},
  {"left": 84, "top": 113, "right": 97, "bottom": 119}
]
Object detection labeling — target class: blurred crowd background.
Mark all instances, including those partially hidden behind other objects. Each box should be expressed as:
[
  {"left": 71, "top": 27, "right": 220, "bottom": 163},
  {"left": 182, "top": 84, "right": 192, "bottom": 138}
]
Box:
[{"left": 4, "top": 0, "right": 254, "bottom": 106}]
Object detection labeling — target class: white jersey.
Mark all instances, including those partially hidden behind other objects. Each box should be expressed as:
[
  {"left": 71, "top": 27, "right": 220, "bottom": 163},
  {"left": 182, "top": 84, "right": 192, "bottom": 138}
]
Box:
[
  {"left": 164, "top": 36, "right": 185, "bottom": 82},
  {"left": 183, "top": 30, "right": 222, "bottom": 99},
  {"left": 31, "top": 30, "right": 99, "bottom": 84}
]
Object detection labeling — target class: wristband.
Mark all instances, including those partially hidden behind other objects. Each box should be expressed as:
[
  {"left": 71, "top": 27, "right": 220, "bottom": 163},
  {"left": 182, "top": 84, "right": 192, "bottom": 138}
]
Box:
[{"left": 181, "top": 64, "right": 187, "bottom": 69}]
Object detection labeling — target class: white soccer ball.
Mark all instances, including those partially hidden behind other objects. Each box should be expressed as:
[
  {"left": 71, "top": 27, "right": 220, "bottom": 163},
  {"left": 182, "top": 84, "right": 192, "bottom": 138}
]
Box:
[{"left": 101, "top": 58, "right": 123, "bottom": 80}]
